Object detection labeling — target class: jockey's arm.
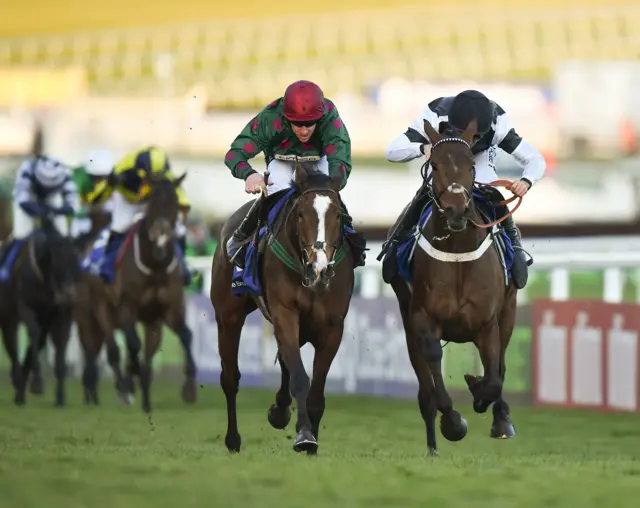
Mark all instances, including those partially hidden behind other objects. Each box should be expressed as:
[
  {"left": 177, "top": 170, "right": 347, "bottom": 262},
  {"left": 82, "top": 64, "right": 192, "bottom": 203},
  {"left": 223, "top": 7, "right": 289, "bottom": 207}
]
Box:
[
  {"left": 12, "top": 159, "right": 47, "bottom": 217},
  {"left": 58, "top": 172, "right": 80, "bottom": 216},
  {"left": 224, "top": 112, "right": 272, "bottom": 181},
  {"left": 495, "top": 113, "right": 547, "bottom": 188},
  {"left": 320, "top": 101, "right": 351, "bottom": 190},
  {"left": 385, "top": 105, "right": 436, "bottom": 163}
]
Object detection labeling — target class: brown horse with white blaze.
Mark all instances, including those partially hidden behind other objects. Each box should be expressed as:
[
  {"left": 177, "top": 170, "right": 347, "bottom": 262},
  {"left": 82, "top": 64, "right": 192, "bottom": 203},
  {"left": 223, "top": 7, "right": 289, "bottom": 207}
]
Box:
[
  {"left": 211, "top": 162, "right": 356, "bottom": 455},
  {"left": 388, "top": 118, "right": 518, "bottom": 456}
]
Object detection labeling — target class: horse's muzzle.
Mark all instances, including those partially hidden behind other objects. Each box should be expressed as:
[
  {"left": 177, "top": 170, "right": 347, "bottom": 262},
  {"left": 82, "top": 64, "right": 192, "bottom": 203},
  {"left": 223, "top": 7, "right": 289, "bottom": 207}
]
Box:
[
  {"left": 53, "top": 284, "right": 77, "bottom": 306},
  {"left": 443, "top": 205, "right": 470, "bottom": 232}
]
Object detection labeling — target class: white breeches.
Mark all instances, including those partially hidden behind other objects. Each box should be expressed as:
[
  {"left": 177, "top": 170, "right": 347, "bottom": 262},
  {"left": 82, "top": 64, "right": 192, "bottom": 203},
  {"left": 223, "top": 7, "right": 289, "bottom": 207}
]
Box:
[
  {"left": 70, "top": 217, "right": 92, "bottom": 237},
  {"left": 473, "top": 146, "right": 498, "bottom": 184},
  {"left": 13, "top": 192, "right": 69, "bottom": 239},
  {"left": 110, "top": 192, "right": 186, "bottom": 238},
  {"left": 266, "top": 156, "right": 329, "bottom": 196}
]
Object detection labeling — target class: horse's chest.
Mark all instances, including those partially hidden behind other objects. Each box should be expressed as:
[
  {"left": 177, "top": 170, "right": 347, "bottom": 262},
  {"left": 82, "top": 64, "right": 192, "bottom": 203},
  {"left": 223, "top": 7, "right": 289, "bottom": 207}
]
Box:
[{"left": 425, "top": 285, "right": 492, "bottom": 330}]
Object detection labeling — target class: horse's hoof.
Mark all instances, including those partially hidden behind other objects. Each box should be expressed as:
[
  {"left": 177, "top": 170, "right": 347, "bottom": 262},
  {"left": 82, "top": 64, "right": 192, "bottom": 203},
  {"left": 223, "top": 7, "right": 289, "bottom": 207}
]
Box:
[
  {"left": 142, "top": 403, "right": 152, "bottom": 414},
  {"left": 464, "top": 374, "right": 482, "bottom": 392},
  {"left": 427, "top": 447, "right": 439, "bottom": 457},
  {"left": 13, "top": 393, "right": 25, "bottom": 406},
  {"left": 293, "top": 429, "right": 318, "bottom": 454},
  {"left": 54, "top": 400, "right": 65, "bottom": 408},
  {"left": 30, "top": 378, "right": 44, "bottom": 396},
  {"left": 181, "top": 379, "right": 197, "bottom": 404},
  {"left": 225, "top": 433, "right": 242, "bottom": 453},
  {"left": 490, "top": 419, "right": 516, "bottom": 439},
  {"left": 267, "top": 404, "right": 291, "bottom": 430},
  {"left": 473, "top": 398, "right": 490, "bottom": 414},
  {"left": 440, "top": 411, "right": 468, "bottom": 442},
  {"left": 117, "top": 391, "right": 134, "bottom": 406}
]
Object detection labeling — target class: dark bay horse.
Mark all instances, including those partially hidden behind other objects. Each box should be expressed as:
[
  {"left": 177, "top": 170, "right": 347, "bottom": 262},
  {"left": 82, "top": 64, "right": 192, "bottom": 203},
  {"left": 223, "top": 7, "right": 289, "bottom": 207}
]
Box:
[
  {"left": 81, "top": 173, "right": 197, "bottom": 412},
  {"left": 211, "top": 162, "right": 355, "bottom": 455},
  {"left": 0, "top": 212, "right": 82, "bottom": 406},
  {"left": 387, "top": 119, "right": 518, "bottom": 456}
]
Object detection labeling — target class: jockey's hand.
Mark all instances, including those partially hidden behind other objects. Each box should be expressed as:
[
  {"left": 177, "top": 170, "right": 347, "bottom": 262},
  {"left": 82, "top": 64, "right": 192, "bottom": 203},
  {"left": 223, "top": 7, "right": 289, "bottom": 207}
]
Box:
[
  {"left": 510, "top": 179, "right": 531, "bottom": 197},
  {"left": 245, "top": 172, "right": 273, "bottom": 195}
]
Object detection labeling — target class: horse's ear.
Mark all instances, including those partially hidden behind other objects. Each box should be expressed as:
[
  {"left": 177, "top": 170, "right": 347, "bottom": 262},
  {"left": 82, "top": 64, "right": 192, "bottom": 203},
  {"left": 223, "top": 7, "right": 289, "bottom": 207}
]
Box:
[
  {"left": 294, "top": 160, "right": 308, "bottom": 187},
  {"left": 173, "top": 171, "right": 187, "bottom": 188},
  {"left": 423, "top": 119, "right": 442, "bottom": 145},
  {"left": 460, "top": 118, "right": 478, "bottom": 145}
]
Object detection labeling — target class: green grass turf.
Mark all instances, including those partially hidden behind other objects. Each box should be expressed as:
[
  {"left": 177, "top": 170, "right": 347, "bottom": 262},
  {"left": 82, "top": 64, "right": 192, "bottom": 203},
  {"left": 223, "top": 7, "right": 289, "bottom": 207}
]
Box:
[{"left": 0, "top": 381, "right": 639, "bottom": 507}]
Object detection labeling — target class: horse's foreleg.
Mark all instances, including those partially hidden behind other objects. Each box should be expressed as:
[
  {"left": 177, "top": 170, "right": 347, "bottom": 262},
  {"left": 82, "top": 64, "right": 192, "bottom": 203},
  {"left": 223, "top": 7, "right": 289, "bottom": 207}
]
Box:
[
  {"left": 105, "top": 330, "right": 131, "bottom": 404},
  {"left": 140, "top": 321, "right": 162, "bottom": 413},
  {"left": 412, "top": 308, "right": 468, "bottom": 443},
  {"left": 1, "top": 319, "right": 25, "bottom": 406},
  {"left": 166, "top": 312, "right": 197, "bottom": 405},
  {"left": 306, "top": 325, "right": 343, "bottom": 453},
  {"left": 20, "top": 305, "right": 44, "bottom": 400},
  {"left": 490, "top": 295, "right": 517, "bottom": 439},
  {"left": 217, "top": 312, "right": 246, "bottom": 453},
  {"left": 121, "top": 322, "right": 142, "bottom": 396},
  {"left": 467, "top": 317, "right": 502, "bottom": 414},
  {"left": 391, "top": 278, "right": 440, "bottom": 455},
  {"left": 267, "top": 354, "right": 292, "bottom": 431},
  {"left": 77, "top": 310, "right": 100, "bottom": 405},
  {"left": 272, "top": 307, "right": 315, "bottom": 454},
  {"left": 50, "top": 311, "right": 72, "bottom": 407}
]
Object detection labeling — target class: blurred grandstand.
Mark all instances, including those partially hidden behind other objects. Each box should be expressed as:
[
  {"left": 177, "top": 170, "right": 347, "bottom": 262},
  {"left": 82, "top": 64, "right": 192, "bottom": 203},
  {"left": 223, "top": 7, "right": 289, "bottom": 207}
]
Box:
[{"left": 1, "top": 2, "right": 638, "bottom": 107}]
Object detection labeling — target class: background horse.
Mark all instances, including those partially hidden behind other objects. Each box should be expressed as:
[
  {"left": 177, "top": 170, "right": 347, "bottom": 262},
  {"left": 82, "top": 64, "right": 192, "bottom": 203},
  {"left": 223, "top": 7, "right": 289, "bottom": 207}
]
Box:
[
  {"left": 1, "top": 211, "right": 82, "bottom": 406},
  {"left": 388, "top": 119, "right": 517, "bottom": 456},
  {"left": 211, "top": 162, "right": 355, "bottom": 455},
  {"left": 82, "top": 173, "right": 196, "bottom": 413}
]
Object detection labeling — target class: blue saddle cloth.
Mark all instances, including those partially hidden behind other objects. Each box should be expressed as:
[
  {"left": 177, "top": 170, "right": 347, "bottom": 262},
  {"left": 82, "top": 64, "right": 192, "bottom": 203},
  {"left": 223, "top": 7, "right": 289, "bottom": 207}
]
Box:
[
  {"left": 231, "top": 189, "right": 296, "bottom": 297},
  {"left": 231, "top": 189, "right": 356, "bottom": 298},
  {"left": 82, "top": 227, "right": 122, "bottom": 283},
  {"left": 0, "top": 238, "right": 28, "bottom": 282},
  {"left": 396, "top": 191, "right": 515, "bottom": 284}
]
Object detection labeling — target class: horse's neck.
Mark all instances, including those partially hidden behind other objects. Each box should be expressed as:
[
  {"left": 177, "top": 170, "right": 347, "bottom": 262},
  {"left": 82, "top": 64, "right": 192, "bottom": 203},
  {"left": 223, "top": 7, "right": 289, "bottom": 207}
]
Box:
[
  {"left": 135, "top": 218, "right": 176, "bottom": 270},
  {"left": 425, "top": 206, "right": 487, "bottom": 254},
  {"left": 279, "top": 200, "right": 300, "bottom": 249}
]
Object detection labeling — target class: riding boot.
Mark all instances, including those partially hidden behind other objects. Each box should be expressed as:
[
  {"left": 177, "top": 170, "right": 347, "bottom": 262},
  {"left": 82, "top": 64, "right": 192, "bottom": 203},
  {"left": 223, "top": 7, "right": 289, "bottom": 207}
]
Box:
[
  {"left": 99, "top": 231, "right": 124, "bottom": 283},
  {"left": 379, "top": 187, "right": 430, "bottom": 284},
  {"left": 340, "top": 202, "right": 367, "bottom": 268},
  {"left": 226, "top": 199, "right": 262, "bottom": 269},
  {"left": 0, "top": 241, "right": 12, "bottom": 280},
  {"left": 501, "top": 215, "right": 531, "bottom": 290}
]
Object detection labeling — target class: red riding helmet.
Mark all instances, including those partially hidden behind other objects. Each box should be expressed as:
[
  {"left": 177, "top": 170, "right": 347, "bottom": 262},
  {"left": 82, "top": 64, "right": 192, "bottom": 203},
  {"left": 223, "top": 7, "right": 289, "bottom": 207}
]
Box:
[{"left": 283, "top": 80, "right": 326, "bottom": 123}]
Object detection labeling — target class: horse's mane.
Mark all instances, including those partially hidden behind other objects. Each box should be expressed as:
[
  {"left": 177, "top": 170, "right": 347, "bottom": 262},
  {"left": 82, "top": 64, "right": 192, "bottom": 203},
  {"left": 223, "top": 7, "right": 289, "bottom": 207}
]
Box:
[{"left": 293, "top": 171, "right": 334, "bottom": 194}]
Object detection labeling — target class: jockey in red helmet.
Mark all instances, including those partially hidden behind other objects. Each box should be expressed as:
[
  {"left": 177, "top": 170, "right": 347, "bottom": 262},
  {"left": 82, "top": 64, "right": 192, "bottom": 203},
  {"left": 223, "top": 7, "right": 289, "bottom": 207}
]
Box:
[{"left": 224, "top": 80, "right": 365, "bottom": 268}]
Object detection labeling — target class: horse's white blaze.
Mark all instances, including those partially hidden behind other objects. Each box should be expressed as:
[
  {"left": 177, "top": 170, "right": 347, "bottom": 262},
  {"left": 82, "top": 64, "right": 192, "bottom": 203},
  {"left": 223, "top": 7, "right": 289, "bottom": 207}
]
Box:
[
  {"left": 312, "top": 195, "right": 332, "bottom": 272},
  {"left": 157, "top": 233, "right": 169, "bottom": 247},
  {"left": 447, "top": 183, "right": 465, "bottom": 194}
]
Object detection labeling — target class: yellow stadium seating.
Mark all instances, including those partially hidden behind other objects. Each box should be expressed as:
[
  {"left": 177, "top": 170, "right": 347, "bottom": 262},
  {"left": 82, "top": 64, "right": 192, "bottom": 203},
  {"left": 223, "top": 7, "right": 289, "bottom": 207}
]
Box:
[{"left": 0, "top": 3, "right": 639, "bottom": 108}]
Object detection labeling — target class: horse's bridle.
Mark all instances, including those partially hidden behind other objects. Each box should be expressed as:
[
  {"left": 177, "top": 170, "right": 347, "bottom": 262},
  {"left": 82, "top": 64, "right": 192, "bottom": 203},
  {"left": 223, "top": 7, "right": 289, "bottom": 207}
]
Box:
[
  {"left": 423, "top": 137, "right": 475, "bottom": 219},
  {"left": 284, "top": 187, "right": 342, "bottom": 286}
]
